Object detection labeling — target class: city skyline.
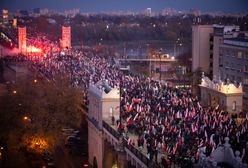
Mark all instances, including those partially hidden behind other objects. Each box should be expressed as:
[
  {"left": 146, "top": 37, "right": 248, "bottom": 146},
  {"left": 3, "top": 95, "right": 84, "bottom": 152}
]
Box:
[{"left": 1, "top": 0, "right": 248, "bottom": 13}]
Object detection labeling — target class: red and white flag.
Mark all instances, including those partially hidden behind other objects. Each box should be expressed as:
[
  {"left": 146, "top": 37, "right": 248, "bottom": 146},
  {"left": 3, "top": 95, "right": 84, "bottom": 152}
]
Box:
[
  {"left": 133, "top": 113, "right": 139, "bottom": 121},
  {"left": 126, "top": 116, "right": 132, "bottom": 124}
]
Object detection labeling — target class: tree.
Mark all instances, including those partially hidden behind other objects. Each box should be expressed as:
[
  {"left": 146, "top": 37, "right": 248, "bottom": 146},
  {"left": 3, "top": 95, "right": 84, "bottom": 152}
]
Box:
[{"left": 0, "top": 75, "right": 83, "bottom": 152}]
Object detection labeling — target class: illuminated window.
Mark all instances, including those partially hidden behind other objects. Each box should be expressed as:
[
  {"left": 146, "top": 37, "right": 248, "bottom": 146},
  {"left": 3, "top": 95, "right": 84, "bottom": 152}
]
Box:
[
  {"left": 232, "top": 101, "right": 236, "bottom": 111},
  {"left": 109, "top": 107, "right": 113, "bottom": 117},
  {"left": 237, "top": 51, "right": 243, "bottom": 59},
  {"left": 244, "top": 78, "right": 248, "bottom": 85}
]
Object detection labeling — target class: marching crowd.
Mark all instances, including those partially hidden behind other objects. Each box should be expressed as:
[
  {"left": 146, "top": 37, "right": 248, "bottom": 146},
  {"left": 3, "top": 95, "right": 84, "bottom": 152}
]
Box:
[
  {"left": 2, "top": 47, "right": 248, "bottom": 167},
  {"left": 120, "top": 76, "right": 248, "bottom": 167}
]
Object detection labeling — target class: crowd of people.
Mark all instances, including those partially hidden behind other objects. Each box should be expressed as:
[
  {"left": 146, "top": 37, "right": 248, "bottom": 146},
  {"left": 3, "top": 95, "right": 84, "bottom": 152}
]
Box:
[
  {"left": 120, "top": 76, "right": 248, "bottom": 167},
  {"left": 2, "top": 46, "right": 248, "bottom": 167}
]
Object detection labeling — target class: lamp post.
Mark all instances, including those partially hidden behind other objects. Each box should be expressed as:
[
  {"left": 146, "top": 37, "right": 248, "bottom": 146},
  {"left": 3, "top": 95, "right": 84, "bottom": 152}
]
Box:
[{"left": 159, "top": 48, "right": 162, "bottom": 81}]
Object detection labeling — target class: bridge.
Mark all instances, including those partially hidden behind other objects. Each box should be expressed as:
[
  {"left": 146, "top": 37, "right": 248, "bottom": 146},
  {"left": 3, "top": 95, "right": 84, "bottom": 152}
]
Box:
[
  {"left": 84, "top": 80, "right": 160, "bottom": 168},
  {"left": 118, "top": 58, "right": 176, "bottom": 62},
  {"left": 83, "top": 79, "right": 247, "bottom": 168}
]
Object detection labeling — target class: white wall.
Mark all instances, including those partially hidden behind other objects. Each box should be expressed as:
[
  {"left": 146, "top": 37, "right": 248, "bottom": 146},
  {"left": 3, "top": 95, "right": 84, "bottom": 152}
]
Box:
[
  {"left": 192, "top": 25, "right": 213, "bottom": 73},
  {"left": 88, "top": 122, "right": 103, "bottom": 168}
]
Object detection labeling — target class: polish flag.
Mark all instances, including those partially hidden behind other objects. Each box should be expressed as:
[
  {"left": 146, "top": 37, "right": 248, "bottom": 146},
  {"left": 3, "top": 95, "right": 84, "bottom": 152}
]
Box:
[
  {"left": 172, "top": 143, "right": 178, "bottom": 155},
  {"left": 205, "top": 130, "right": 208, "bottom": 140},
  {"left": 132, "top": 98, "right": 141, "bottom": 104},
  {"left": 128, "top": 138, "right": 132, "bottom": 145},
  {"left": 174, "top": 127, "right": 178, "bottom": 133},
  {"left": 185, "top": 108, "right": 189, "bottom": 118},
  {"left": 127, "top": 104, "right": 133, "bottom": 113},
  {"left": 212, "top": 121, "right": 215, "bottom": 130},
  {"left": 164, "top": 117, "right": 168, "bottom": 126},
  {"left": 162, "top": 126, "right": 165, "bottom": 134},
  {"left": 175, "top": 111, "right": 180, "bottom": 119},
  {"left": 191, "top": 124, "right": 197, "bottom": 133},
  {"left": 191, "top": 107, "right": 196, "bottom": 117},
  {"left": 197, "top": 102, "right": 201, "bottom": 110},
  {"left": 133, "top": 113, "right": 139, "bottom": 121},
  {"left": 126, "top": 116, "right": 132, "bottom": 124}
]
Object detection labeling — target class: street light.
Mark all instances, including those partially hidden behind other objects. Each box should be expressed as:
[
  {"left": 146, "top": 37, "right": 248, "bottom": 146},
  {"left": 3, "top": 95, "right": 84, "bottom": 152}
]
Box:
[
  {"left": 23, "top": 116, "right": 31, "bottom": 122},
  {"left": 159, "top": 48, "right": 163, "bottom": 81},
  {"left": 13, "top": 90, "right": 17, "bottom": 94}
]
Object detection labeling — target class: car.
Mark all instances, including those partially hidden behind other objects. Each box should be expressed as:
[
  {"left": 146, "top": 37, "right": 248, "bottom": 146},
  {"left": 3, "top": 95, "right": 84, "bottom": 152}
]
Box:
[
  {"left": 61, "top": 128, "right": 75, "bottom": 132},
  {"left": 47, "top": 162, "right": 55, "bottom": 167},
  {"left": 62, "top": 129, "right": 80, "bottom": 137}
]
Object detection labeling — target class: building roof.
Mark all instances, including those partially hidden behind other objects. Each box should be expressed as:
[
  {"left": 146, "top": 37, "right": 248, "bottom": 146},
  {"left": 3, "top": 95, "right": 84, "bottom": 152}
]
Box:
[
  {"left": 223, "top": 38, "right": 248, "bottom": 48},
  {"left": 199, "top": 74, "right": 243, "bottom": 95},
  {"left": 89, "top": 80, "right": 120, "bottom": 99}
]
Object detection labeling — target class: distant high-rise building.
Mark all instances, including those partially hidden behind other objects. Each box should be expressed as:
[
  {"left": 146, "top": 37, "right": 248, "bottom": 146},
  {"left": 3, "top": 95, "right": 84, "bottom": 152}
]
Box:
[
  {"left": 40, "top": 8, "right": 49, "bottom": 15},
  {"left": 12, "top": 18, "right": 17, "bottom": 27},
  {"left": 2, "top": 9, "right": 8, "bottom": 23},
  {"left": 64, "top": 8, "right": 80, "bottom": 17},
  {"left": 33, "top": 8, "right": 40, "bottom": 14},
  {"left": 144, "top": 8, "right": 152, "bottom": 16},
  {"left": 19, "top": 10, "right": 29, "bottom": 16},
  {"left": 18, "top": 27, "right": 27, "bottom": 53},
  {"left": 161, "top": 8, "right": 179, "bottom": 16},
  {"left": 61, "top": 26, "right": 71, "bottom": 48},
  {"left": 190, "top": 9, "right": 201, "bottom": 16}
]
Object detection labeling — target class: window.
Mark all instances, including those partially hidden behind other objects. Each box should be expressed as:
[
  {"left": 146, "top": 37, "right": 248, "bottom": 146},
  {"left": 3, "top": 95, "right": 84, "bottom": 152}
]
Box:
[
  {"left": 232, "top": 101, "right": 236, "bottom": 111},
  {"left": 109, "top": 107, "right": 113, "bottom": 117},
  {"left": 244, "top": 65, "right": 248, "bottom": 72},
  {"left": 237, "top": 51, "right": 243, "bottom": 59},
  {"left": 244, "top": 78, "right": 248, "bottom": 85},
  {"left": 245, "top": 52, "right": 248, "bottom": 60}
]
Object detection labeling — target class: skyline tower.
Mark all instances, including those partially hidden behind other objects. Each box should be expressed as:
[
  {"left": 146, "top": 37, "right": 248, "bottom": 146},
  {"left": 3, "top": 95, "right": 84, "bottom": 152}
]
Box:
[
  {"left": 61, "top": 26, "right": 71, "bottom": 48},
  {"left": 18, "top": 26, "right": 27, "bottom": 53}
]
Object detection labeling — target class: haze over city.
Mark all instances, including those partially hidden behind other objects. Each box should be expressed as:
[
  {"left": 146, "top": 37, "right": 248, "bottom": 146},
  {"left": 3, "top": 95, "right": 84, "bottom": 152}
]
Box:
[{"left": 1, "top": 0, "right": 248, "bottom": 13}]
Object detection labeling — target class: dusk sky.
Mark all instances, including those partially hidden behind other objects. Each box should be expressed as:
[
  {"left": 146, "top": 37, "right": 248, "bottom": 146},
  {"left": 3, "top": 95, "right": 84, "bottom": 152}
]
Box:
[{"left": 1, "top": 0, "right": 248, "bottom": 13}]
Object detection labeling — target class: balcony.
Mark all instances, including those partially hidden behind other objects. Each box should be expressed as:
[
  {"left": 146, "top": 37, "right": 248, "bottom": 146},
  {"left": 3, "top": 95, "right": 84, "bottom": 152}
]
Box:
[
  {"left": 102, "top": 120, "right": 159, "bottom": 167},
  {"left": 102, "top": 120, "right": 121, "bottom": 140}
]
